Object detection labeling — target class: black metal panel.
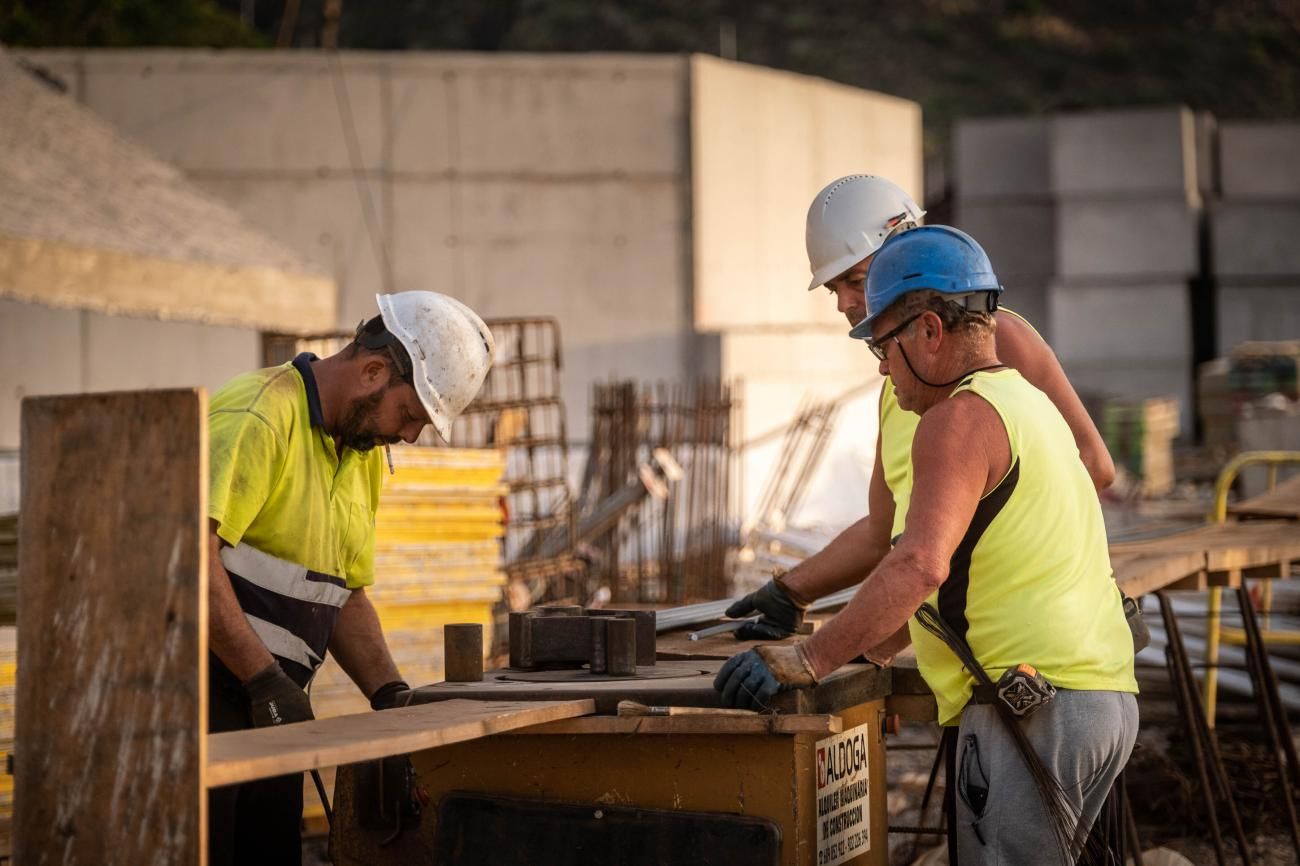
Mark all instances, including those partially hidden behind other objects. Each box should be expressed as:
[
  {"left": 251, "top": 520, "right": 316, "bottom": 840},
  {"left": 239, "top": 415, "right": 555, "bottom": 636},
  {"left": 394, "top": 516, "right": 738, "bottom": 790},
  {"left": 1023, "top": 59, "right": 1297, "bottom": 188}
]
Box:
[{"left": 433, "top": 792, "right": 781, "bottom": 866}]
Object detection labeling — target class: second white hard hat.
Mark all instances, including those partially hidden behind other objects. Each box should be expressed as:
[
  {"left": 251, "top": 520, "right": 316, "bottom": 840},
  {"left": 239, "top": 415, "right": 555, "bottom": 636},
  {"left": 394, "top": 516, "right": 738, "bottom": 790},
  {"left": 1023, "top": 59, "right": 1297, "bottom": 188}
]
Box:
[
  {"left": 804, "top": 175, "right": 926, "bottom": 291},
  {"left": 375, "top": 291, "right": 495, "bottom": 442}
]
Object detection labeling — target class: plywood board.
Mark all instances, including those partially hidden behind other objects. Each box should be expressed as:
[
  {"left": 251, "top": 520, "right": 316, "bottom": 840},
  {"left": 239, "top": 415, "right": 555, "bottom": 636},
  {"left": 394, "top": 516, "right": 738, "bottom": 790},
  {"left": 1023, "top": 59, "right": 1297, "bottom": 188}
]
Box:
[
  {"left": 15, "top": 389, "right": 208, "bottom": 866},
  {"left": 207, "top": 699, "right": 594, "bottom": 788}
]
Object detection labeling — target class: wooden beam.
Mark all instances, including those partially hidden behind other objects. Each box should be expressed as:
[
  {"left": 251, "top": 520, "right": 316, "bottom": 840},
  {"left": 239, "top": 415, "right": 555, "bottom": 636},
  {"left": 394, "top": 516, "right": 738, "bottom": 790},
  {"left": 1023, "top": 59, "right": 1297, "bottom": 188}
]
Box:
[
  {"left": 207, "top": 699, "right": 594, "bottom": 788},
  {"left": 507, "top": 713, "right": 842, "bottom": 736},
  {"left": 15, "top": 389, "right": 208, "bottom": 866}
]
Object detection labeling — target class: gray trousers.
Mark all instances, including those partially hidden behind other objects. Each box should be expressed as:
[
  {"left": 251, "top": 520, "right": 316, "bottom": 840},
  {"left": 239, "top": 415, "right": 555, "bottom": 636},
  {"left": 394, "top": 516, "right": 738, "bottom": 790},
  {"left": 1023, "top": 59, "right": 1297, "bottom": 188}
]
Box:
[{"left": 953, "top": 689, "right": 1138, "bottom": 866}]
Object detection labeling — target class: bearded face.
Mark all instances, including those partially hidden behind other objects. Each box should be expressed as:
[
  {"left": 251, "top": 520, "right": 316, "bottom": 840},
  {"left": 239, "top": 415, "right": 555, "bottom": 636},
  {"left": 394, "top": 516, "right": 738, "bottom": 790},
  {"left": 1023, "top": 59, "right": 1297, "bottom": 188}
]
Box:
[{"left": 335, "top": 388, "right": 402, "bottom": 453}]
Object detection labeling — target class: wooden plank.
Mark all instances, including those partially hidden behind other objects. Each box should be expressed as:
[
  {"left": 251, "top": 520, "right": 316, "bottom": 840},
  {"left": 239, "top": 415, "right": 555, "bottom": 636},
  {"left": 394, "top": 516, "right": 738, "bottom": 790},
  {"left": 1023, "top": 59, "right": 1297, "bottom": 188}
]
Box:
[
  {"left": 207, "top": 699, "right": 594, "bottom": 788},
  {"left": 1229, "top": 474, "right": 1300, "bottom": 520},
  {"left": 15, "top": 390, "right": 208, "bottom": 866},
  {"left": 508, "top": 713, "right": 842, "bottom": 736},
  {"left": 1112, "top": 550, "right": 1206, "bottom": 597}
]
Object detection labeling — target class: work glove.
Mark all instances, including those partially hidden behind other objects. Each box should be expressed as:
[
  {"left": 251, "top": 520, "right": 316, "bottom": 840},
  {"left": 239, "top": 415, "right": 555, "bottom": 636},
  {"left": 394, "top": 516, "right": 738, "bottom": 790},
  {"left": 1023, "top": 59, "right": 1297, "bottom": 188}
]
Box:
[
  {"left": 369, "top": 680, "right": 415, "bottom": 711},
  {"left": 725, "top": 571, "right": 809, "bottom": 641},
  {"left": 244, "top": 661, "right": 315, "bottom": 727},
  {"left": 713, "top": 644, "right": 818, "bottom": 710}
]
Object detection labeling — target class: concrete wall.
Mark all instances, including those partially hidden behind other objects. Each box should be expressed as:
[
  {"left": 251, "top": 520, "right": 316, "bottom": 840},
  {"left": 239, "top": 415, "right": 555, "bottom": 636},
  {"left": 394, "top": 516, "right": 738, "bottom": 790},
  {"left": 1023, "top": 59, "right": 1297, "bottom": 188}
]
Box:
[
  {"left": 21, "top": 50, "right": 694, "bottom": 438},
  {"left": 689, "top": 56, "right": 917, "bottom": 525},
  {"left": 1214, "top": 122, "right": 1300, "bottom": 353},
  {"left": 690, "top": 55, "right": 923, "bottom": 331},
  {"left": 18, "top": 49, "right": 921, "bottom": 531},
  {"left": 954, "top": 117, "right": 1054, "bottom": 332},
  {"left": 0, "top": 298, "right": 260, "bottom": 451},
  {"left": 956, "top": 107, "right": 1213, "bottom": 437}
]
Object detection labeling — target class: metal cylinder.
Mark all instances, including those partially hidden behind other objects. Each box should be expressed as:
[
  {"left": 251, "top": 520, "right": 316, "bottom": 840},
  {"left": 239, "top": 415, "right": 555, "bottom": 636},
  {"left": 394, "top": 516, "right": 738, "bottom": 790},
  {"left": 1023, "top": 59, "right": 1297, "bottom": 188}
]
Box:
[
  {"left": 605, "top": 617, "right": 637, "bottom": 677},
  {"left": 444, "top": 623, "right": 484, "bottom": 682},
  {"left": 588, "top": 617, "right": 609, "bottom": 675}
]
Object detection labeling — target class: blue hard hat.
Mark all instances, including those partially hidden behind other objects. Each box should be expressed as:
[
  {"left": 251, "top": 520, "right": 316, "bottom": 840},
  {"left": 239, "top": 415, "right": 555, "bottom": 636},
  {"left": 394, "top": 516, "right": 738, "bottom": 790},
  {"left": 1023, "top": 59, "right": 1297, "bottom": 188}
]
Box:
[{"left": 847, "top": 225, "right": 1003, "bottom": 340}]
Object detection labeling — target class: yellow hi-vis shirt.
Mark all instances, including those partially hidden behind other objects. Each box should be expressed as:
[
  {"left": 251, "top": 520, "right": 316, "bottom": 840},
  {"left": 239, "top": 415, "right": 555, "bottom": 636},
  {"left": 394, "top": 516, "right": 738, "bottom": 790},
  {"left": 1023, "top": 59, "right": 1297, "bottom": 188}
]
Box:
[
  {"left": 209, "top": 354, "right": 385, "bottom": 685},
  {"left": 904, "top": 369, "right": 1137, "bottom": 725},
  {"left": 879, "top": 308, "right": 1040, "bottom": 540}
]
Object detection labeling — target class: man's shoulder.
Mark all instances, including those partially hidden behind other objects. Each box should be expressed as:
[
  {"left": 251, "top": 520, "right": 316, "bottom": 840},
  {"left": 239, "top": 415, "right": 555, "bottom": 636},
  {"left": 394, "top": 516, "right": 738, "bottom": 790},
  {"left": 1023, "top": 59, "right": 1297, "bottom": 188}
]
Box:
[{"left": 210, "top": 365, "right": 304, "bottom": 433}]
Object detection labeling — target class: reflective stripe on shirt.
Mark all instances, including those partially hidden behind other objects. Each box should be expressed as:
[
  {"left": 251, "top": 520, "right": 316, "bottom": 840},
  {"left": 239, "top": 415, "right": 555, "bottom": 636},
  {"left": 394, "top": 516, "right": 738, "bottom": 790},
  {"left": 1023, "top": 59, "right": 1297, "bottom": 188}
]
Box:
[
  {"left": 221, "top": 543, "right": 351, "bottom": 609},
  {"left": 244, "top": 614, "right": 324, "bottom": 671}
]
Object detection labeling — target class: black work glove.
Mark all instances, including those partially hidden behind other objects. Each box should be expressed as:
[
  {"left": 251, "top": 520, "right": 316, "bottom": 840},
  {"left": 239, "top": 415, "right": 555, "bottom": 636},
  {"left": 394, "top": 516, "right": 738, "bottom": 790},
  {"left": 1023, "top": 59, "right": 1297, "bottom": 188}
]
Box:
[
  {"left": 370, "top": 680, "right": 414, "bottom": 711},
  {"left": 725, "top": 573, "right": 809, "bottom": 641},
  {"left": 713, "top": 645, "right": 818, "bottom": 710},
  {"left": 244, "top": 661, "right": 315, "bottom": 727}
]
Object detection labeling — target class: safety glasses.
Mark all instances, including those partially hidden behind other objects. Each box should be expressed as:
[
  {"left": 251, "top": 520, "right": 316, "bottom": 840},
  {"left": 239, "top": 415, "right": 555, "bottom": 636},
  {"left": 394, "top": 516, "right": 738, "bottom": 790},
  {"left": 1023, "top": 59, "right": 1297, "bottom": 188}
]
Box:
[{"left": 864, "top": 312, "right": 923, "bottom": 361}]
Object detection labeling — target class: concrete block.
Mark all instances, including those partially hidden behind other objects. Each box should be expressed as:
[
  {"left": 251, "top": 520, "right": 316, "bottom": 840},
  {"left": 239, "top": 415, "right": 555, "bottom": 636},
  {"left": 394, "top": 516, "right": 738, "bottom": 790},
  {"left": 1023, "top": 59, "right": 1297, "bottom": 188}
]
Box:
[
  {"left": 1056, "top": 199, "right": 1198, "bottom": 281},
  {"left": 954, "top": 202, "right": 1056, "bottom": 278},
  {"left": 81, "top": 312, "right": 259, "bottom": 395},
  {"left": 691, "top": 55, "right": 922, "bottom": 330},
  {"left": 1220, "top": 123, "right": 1300, "bottom": 199},
  {"left": 1048, "top": 282, "right": 1192, "bottom": 364},
  {"left": 0, "top": 300, "right": 83, "bottom": 450},
  {"left": 955, "top": 116, "right": 1051, "bottom": 200},
  {"left": 1216, "top": 285, "right": 1300, "bottom": 352},
  {"left": 72, "top": 51, "right": 386, "bottom": 173},
  {"left": 195, "top": 176, "right": 388, "bottom": 329},
  {"left": 396, "top": 55, "right": 686, "bottom": 176},
  {"left": 1211, "top": 202, "right": 1300, "bottom": 278},
  {"left": 1051, "top": 107, "right": 1200, "bottom": 201}
]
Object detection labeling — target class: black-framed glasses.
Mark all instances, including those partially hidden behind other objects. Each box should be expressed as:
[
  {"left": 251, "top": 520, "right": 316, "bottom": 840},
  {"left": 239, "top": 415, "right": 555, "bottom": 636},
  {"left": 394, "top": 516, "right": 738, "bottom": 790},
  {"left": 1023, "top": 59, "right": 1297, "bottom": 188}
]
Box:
[{"left": 864, "top": 312, "right": 923, "bottom": 361}]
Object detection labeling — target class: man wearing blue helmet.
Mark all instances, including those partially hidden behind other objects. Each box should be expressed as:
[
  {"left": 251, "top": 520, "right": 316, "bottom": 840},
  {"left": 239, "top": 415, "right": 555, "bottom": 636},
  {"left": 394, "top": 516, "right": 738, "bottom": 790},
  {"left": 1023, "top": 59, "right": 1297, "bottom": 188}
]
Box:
[
  {"left": 717, "top": 227, "right": 1138, "bottom": 865},
  {"left": 724, "top": 175, "right": 1112, "bottom": 647}
]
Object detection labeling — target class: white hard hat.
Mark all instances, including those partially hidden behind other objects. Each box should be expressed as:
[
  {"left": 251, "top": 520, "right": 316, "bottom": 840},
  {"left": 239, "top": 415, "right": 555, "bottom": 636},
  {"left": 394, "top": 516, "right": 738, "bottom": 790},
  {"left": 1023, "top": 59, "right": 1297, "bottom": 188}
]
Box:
[
  {"left": 804, "top": 175, "right": 926, "bottom": 290},
  {"left": 374, "top": 291, "right": 495, "bottom": 442}
]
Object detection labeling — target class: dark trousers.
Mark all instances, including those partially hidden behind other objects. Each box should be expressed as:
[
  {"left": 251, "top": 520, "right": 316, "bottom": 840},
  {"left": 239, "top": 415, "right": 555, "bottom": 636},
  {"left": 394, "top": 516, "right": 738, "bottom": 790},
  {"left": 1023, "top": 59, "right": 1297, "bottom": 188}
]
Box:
[{"left": 208, "top": 659, "right": 304, "bottom": 866}]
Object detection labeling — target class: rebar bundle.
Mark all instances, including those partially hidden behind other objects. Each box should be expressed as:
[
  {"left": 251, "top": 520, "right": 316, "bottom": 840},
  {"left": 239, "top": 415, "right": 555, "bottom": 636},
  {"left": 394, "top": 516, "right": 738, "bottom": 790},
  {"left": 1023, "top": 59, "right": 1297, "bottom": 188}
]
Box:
[{"left": 580, "top": 378, "right": 740, "bottom": 605}]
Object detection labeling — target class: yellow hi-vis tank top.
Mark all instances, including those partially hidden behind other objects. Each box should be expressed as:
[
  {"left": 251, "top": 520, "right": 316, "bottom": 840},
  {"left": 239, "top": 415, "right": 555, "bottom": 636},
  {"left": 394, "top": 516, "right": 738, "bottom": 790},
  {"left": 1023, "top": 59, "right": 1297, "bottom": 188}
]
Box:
[
  {"left": 905, "top": 369, "right": 1137, "bottom": 726},
  {"left": 878, "top": 308, "right": 1040, "bottom": 541}
]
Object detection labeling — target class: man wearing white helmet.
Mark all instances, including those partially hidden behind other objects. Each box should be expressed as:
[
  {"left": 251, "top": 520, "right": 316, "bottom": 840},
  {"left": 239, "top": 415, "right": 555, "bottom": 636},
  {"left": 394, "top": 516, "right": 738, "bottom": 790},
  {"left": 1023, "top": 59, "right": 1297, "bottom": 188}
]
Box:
[
  {"left": 204, "top": 291, "right": 494, "bottom": 865},
  {"left": 725, "top": 175, "right": 1114, "bottom": 647}
]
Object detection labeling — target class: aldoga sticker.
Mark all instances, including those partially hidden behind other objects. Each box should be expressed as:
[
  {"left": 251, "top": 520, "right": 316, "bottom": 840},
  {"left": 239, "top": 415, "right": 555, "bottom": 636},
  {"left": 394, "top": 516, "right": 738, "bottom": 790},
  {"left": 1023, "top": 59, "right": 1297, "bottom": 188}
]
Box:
[{"left": 815, "top": 722, "right": 871, "bottom": 866}]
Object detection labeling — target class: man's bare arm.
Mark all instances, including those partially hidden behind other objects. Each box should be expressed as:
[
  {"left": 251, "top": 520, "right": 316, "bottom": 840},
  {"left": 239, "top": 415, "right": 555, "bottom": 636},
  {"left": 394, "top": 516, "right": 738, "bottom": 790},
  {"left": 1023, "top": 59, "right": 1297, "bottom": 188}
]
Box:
[
  {"left": 328, "top": 587, "right": 402, "bottom": 699},
  {"left": 782, "top": 396, "right": 897, "bottom": 603},
  {"left": 996, "top": 313, "right": 1115, "bottom": 490},
  {"left": 208, "top": 521, "right": 274, "bottom": 681},
  {"left": 799, "top": 394, "right": 1008, "bottom": 679}
]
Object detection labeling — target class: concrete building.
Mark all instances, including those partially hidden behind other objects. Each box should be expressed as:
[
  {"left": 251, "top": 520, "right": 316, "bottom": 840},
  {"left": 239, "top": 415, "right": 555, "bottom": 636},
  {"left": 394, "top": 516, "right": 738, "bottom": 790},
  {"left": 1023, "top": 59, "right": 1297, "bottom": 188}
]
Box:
[
  {"left": 0, "top": 53, "right": 334, "bottom": 511},
  {"left": 17, "top": 49, "right": 922, "bottom": 526},
  {"left": 1214, "top": 122, "right": 1300, "bottom": 349},
  {"left": 953, "top": 106, "right": 1277, "bottom": 440}
]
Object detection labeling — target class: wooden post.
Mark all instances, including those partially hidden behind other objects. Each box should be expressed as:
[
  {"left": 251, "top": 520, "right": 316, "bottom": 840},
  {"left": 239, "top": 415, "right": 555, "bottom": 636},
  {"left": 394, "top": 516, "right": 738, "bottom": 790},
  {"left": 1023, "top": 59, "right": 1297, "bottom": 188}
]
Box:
[{"left": 15, "top": 390, "right": 208, "bottom": 866}]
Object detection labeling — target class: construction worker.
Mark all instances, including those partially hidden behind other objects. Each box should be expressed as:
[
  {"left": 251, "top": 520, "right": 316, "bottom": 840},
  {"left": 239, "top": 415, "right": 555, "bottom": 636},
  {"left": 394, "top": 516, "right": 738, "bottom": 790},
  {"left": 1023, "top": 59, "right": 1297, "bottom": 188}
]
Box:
[
  {"left": 206, "top": 291, "right": 494, "bottom": 866},
  {"left": 716, "top": 227, "right": 1138, "bottom": 864},
  {"left": 725, "top": 175, "right": 1113, "bottom": 648}
]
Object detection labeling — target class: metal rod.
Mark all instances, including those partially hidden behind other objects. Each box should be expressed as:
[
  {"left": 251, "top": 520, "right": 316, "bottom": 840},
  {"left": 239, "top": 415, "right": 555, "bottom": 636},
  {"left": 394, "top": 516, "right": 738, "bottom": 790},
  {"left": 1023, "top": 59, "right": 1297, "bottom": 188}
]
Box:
[{"left": 687, "top": 621, "right": 746, "bottom": 641}]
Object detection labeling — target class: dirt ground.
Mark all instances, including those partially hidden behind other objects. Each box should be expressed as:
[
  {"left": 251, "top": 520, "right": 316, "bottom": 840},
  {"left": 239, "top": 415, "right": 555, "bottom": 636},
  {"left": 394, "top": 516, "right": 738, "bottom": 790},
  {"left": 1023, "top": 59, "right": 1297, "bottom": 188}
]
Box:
[{"left": 885, "top": 698, "right": 1300, "bottom": 866}]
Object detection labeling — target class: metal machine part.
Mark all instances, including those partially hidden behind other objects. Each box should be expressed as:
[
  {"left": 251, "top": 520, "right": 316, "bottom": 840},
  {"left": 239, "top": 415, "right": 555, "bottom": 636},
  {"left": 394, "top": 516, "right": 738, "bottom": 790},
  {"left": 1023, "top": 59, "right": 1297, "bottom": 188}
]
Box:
[
  {"left": 508, "top": 606, "right": 656, "bottom": 671},
  {"left": 443, "top": 623, "right": 484, "bottom": 683},
  {"left": 432, "top": 792, "right": 782, "bottom": 866}
]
